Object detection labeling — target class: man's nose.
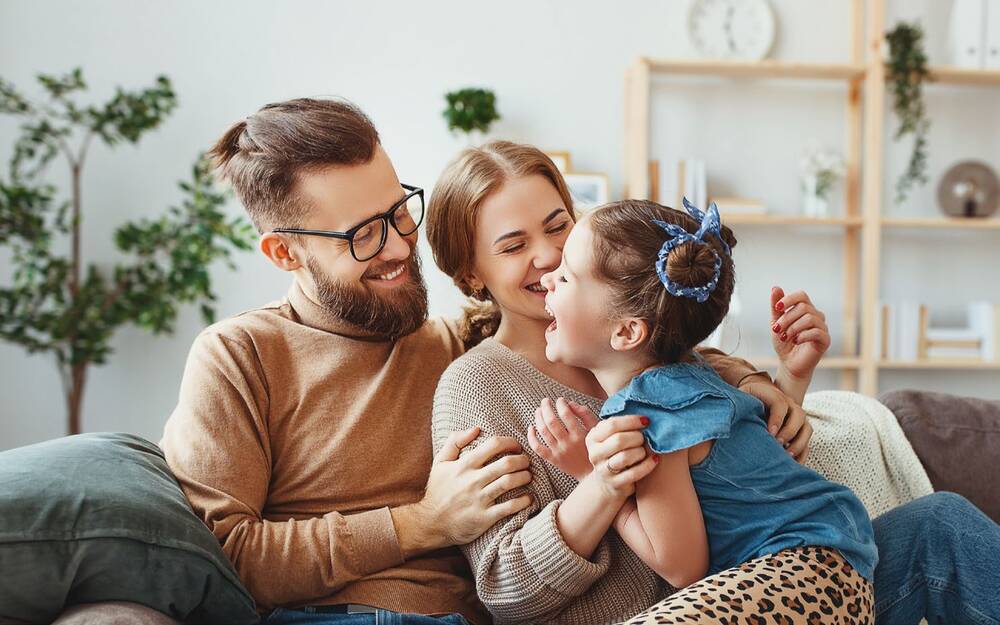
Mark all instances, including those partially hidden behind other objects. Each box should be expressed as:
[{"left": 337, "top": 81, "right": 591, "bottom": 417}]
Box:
[{"left": 378, "top": 224, "right": 411, "bottom": 262}]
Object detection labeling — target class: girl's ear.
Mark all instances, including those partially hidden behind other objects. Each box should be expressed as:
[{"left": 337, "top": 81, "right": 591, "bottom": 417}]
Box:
[{"left": 610, "top": 317, "right": 649, "bottom": 353}]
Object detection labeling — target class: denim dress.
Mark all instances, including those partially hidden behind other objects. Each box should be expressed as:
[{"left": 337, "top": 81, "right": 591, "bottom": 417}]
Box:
[{"left": 600, "top": 359, "right": 878, "bottom": 580}]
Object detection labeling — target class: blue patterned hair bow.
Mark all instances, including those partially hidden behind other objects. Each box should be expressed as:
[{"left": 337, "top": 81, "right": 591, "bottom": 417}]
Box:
[{"left": 652, "top": 197, "right": 731, "bottom": 303}]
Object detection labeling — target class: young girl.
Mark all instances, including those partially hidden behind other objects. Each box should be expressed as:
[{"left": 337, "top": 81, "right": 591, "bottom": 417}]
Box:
[{"left": 539, "top": 198, "right": 877, "bottom": 623}]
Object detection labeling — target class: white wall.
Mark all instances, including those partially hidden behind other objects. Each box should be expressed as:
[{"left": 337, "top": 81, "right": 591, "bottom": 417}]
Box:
[{"left": 2, "top": 0, "right": 998, "bottom": 450}]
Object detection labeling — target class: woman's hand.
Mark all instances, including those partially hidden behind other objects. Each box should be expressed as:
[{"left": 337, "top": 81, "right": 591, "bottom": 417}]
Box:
[
  {"left": 528, "top": 397, "right": 599, "bottom": 481},
  {"left": 739, "top": 379, "right": 812, "bottom": 463},
  {"left": 770, "top": 287, "right": 830, "bottom": 404},
  {"left": 585, "top": 415, "right": 659, "bottom": 498}
]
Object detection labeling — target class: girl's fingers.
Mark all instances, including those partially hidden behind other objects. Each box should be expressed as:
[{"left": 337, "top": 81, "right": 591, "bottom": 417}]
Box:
[
  {"left": 533, "top": 408, "right": 554, "bottom": 448},
  {"left": 527, "top": 425, "right": 550, "bottom": 458},
  {"left": 540, "top": 398, "right": 569, "bottom": 437},
  {"left": 567, "top": 400, "right": 601, "bottom": 429},
  {"left": 555, "top": 397, "right": 585, "bottom": 434}
]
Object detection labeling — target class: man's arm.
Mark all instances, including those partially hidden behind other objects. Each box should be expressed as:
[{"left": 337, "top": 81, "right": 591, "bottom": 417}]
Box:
[
  {"left": 160, "top": 332, "right": 429, "bottom": 607},
  {"left": 162, "top": 330, "right": 530, "bottom": 608}
]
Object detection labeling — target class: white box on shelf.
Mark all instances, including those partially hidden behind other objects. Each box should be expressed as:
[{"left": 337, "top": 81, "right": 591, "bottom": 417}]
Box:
[{"left": 950, "top": 0, "right": 987, "bottom": 68}]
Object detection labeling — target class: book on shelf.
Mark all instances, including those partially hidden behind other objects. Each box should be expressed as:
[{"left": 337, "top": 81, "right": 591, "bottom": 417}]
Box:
[
  {"left": 709, "top": 196, "right": 767, "bottom": 215},
  {"left": 880, "top": 300, "right": 1000, "bottom": 362},
  {"left": 676, "top": 158, "right": 707, "bottom": 210}
]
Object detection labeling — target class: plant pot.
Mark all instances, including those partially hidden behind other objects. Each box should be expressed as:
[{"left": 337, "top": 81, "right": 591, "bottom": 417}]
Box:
[{"left": 802, "top": 174, "right": 830, "bottom": 217}]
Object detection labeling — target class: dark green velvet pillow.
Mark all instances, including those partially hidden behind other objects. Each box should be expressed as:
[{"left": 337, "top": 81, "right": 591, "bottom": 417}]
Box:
[{"left": 0, "top": 432, "right": 258, "bottom": 624}]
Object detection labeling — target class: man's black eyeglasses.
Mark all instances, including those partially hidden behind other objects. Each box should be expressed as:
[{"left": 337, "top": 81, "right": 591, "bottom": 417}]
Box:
[{"left": 273, "top": 184, "right": 425, "bottom": 262}]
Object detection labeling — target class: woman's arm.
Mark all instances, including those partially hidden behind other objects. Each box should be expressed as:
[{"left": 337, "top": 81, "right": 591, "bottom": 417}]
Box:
[
  {"left": 769, "top": 286, "right": 831, "bottom": 404},
  {"left": 613, "top": 451, "right": 709, "bottom": 588}
]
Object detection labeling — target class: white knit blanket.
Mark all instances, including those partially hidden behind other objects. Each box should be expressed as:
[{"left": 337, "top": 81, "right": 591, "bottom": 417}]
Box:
[{"left": 803, "top": 390, "right": 934, "bottom": 519}]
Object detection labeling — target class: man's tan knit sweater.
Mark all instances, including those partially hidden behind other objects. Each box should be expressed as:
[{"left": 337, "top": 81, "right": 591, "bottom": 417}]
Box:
[
  {"left": 432, "top": 340, "right": 766, "bottom": 625},
  {"left": 159, "top": 282, "right": 487, "bottom": 622},
  {"left": 160, "top": 281, "right": 764, "bottom": 623}
]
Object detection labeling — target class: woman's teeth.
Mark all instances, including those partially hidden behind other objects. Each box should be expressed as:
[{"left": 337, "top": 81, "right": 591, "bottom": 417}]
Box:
[
  {"left": 374, "top": 264, "right": 405, "bottom": 280},
  {"left": 526, "top": 282, "right": 545, "bottom": 292}
]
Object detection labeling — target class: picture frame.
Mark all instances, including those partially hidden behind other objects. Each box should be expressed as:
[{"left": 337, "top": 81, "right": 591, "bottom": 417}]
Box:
[
  {"left": 564, "top": 173, "right": 609, "bottom": 213},
  {"left": 544, "top": 150, "right": 572, "bottom": 174}
]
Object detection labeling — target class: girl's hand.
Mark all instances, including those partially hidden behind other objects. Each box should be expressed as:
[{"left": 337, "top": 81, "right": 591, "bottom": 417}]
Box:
[
  {"left": 585, "top": 415, "right": 659, "bottom": 498},
  {"left": 528, "top": 397, "right": 599, "bottom": 481},
  {"left": 770, "top": 286, "right": 831, "bottom": 381}
]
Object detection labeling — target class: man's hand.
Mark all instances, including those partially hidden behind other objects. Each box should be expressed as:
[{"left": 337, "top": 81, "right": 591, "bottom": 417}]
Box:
[
  {"left": 394, "top": 428, "right": 533, "bottom": 557},
  {"left": 528, "top": 397, "right": 598, "bottom": 481},
  {"left": 740, "top": 380, "right": 812, "bottom": 463}
]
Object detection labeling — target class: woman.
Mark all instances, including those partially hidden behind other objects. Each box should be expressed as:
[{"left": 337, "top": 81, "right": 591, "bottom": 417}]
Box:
[{"left": 426, "top": 140, "right": 1000, "bottom": 625}]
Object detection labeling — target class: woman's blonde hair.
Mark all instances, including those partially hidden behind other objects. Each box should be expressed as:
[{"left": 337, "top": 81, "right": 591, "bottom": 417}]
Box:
[{"left": 426, "top": 140, "right": 576, "bottom": 347}]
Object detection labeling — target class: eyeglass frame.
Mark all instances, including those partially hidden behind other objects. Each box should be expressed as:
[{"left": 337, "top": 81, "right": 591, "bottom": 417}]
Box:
[{"left": 272, "top": 184, "right": 425, "bottom": 262}]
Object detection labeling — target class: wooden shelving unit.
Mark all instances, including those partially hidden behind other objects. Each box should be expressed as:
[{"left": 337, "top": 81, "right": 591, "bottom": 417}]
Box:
[{"left": 624, "top": 0, "right": 1000, "bottom": 395}]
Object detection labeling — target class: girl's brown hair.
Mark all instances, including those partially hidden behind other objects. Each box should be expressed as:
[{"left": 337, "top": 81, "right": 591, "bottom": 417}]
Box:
[
  {"left": 588, "top": 199, "right": 738, "bottom": 363},
  {"left": 426, "top": 140, "right": 576, "bottom": 346}
]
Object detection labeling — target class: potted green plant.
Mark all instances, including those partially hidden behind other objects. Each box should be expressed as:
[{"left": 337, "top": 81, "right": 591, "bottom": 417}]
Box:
[
  {"left": 442, "top": 87, "right": 500, "bottom": 145},
  {"left": 886, "top": 21, "right": 931, "bottom": 204},
  {"left": 0, "top": 68, "right": 255, "bottom": 434}
]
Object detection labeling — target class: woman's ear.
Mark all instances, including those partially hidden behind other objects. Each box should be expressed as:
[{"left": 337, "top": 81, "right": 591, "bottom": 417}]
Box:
[
  {"left": 610, "top": 317, "right": 650, "bottom": 353},
  {"left": 260, "top": 232, "right": 303, "bottom": 272},
  {"left": 463, "top": 273, "right": 486, "bottom": 295}
]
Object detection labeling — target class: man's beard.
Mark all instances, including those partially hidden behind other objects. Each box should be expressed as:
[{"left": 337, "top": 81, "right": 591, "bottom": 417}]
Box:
[{"left": 306, "top": 248, "right": 429, "bottom": 340}]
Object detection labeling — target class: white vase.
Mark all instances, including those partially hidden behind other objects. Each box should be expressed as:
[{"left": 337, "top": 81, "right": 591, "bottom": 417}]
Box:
[{"left": 802, "top": 174, "right": 830, "bottom": 217}]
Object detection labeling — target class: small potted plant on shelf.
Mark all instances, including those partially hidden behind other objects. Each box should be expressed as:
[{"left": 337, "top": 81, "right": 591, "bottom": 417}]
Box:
[
  {"left": 442, "top": 87, "right": 500, "bottom": 146},
  {"left": 799, "top": 146, "right": 846, "bottom": 217}
]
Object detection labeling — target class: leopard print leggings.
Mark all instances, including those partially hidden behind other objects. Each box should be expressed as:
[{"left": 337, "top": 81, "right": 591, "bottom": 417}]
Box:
[{"left": 623, "top": 546, "right": 873, "bottom": 625}]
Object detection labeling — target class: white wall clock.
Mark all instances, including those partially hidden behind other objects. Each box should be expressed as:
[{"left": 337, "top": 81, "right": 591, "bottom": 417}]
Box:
[{"left": 688, "top": 0, "right": 777, "bottom": 61}]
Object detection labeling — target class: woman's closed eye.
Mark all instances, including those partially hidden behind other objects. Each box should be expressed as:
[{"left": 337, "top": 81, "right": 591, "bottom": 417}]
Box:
[{"left": 545, "top": 222, "right": 569, "bottom": 236}]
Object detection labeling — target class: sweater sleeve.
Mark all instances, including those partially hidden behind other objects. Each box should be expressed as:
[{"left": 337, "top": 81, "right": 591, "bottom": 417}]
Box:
[
  {"left": 695, "top": 346, "right": 771, "bottom": 389},
  {"left": 160, "top": 330, "right": 404, "bottom": 608},
  {"left": 432, "top": 363, "right": 612, "bottom": 624}
]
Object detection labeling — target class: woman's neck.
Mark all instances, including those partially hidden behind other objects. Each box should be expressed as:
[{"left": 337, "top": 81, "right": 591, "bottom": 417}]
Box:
[{"left": 494, "top": 313, "right": 607, "bottom": 400}]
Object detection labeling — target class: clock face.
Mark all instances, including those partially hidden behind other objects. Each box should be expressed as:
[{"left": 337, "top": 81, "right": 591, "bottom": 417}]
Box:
[{"left": 688, "top": 0, "right": 776, "bottom": 61}]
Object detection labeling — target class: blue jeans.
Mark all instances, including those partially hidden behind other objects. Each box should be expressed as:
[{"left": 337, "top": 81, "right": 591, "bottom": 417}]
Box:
[
  {"left": 262, "top": 607, "right": 470, "bottom": 625},
  {"left": 874, "top": 492, "right": 1000, "bottom": 625}
]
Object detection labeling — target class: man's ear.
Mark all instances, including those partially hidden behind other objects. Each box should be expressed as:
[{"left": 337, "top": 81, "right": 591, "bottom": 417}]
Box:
[
  {"left": 610, "top": 317, "right": 650, "bottom": 353},
  {"left": 259, "top": 232, "right": 303, "bottom": 272}
]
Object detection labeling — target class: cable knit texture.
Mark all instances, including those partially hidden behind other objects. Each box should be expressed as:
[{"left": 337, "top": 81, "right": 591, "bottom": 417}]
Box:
[{"left": 802, "top": 390, "right": 934, "bottom": 519}]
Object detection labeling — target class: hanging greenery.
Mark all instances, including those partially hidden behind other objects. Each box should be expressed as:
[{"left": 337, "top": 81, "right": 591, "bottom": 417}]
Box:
[
  {"left": 442, "top": 88, "right": 500, "bottom": 135},
  {"left": 0, "top": 68, "right": 255, "bottom": 434},
  {"left": 885, "top": 22, "right": 931, "bottom": 204}
]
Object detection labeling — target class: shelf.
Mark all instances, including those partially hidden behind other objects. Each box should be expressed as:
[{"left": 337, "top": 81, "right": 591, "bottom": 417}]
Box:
[
  {"left": 643, "top": 58, "right": 866, "bottom": 82},
  {"left": 751, "top": 356, "right": 862, "bottom": 370},
  {"left": 724, "top": 214, "right": 863, "bottom": 227},
  {"left": 928, "top": 66, "right": 1000, "bottom": 87},
  {"left": 882, "top": 217, "right": 1000, "bottom": 230},
  {"left": 879, "top": 359, "right": 1000, "bottom": 370}
]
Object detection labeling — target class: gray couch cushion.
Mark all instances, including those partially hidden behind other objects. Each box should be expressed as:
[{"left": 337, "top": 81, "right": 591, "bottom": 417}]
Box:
[
  {"left": 880, "top": 389, "right": 1000, "bottom": 524},
  {"left": 0, "top": 433, "right": 258, "bottom": 624}
]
